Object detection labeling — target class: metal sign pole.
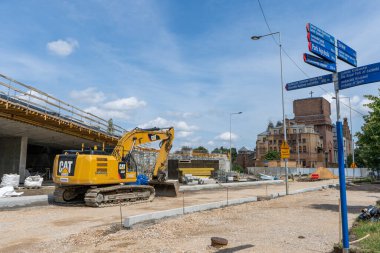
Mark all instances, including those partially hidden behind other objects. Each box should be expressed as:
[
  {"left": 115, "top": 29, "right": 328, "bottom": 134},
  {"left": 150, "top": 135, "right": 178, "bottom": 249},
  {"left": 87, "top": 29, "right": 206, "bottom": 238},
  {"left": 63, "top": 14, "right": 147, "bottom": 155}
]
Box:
[{"left": 334, "top": 73, "right": 350, "bottom": 252}]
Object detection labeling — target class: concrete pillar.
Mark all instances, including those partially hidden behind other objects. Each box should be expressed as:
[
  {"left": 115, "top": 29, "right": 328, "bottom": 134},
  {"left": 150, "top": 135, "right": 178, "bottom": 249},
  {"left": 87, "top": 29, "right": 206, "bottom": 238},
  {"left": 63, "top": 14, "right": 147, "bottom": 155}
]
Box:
[
  {"left": 19, "top": 136, "right": 28, "bottom": 182},
  {"left": 0, "top": 136, "right": 28, "bottom": 183}
]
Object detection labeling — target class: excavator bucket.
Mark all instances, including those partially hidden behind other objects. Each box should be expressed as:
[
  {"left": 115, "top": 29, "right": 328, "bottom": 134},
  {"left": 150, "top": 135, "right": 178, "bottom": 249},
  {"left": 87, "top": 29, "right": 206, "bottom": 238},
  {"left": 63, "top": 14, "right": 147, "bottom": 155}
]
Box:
[{"left": 149, "top": 180, "right": 179, "bottom": 197}]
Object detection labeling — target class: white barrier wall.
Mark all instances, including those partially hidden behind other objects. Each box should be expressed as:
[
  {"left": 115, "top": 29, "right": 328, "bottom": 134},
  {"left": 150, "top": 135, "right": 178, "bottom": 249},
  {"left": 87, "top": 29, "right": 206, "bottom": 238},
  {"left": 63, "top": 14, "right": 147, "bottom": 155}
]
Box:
[{"left": 247, "top": 167, "right": 369, "bottom": 178}]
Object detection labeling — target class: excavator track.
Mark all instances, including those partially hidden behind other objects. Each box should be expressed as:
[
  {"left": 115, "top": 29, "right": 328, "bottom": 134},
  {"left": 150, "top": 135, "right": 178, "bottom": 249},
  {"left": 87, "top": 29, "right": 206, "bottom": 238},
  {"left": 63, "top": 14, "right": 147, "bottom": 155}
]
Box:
[
  {"left": 84, "top": 185, "right": 155, "bottom": 207},
  {"left": 54, "top": 185, "right": 88, "bottom": 204}
]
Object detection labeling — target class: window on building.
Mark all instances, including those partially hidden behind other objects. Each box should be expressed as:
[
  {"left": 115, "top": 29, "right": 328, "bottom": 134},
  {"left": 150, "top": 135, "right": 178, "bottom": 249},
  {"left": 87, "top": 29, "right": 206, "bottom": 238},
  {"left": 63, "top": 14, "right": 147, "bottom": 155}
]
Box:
[
  {"left": 274, "top": 130, "right": 277, "bottom": 134},
  {"left": 303, "top": 146, "right": 307, "bottom": 153},
  {"left": 269, "top": 140, "right": 272, "bottom": 144},
  {"left": 293, "top": 129, "right": 297, "bottom": 133},
  {"left": 273, "top": 140, "right": 277, "bottom": 144},
  {"left": 302, "top": 138, "right": 306, "bottom": 143}
]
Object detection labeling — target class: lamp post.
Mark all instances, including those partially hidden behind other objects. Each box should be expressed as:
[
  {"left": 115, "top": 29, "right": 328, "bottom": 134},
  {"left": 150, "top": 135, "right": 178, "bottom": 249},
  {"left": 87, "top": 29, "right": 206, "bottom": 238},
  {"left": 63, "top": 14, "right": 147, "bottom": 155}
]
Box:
[
  {"left": 332, "top": 96, "right": 354, "bottom": 177},
  {"left": 251, "top": 32, "right": 289, "bottom": 194},
  {"left": 230, "top": 112, "right": 242, "bottom": 171}
]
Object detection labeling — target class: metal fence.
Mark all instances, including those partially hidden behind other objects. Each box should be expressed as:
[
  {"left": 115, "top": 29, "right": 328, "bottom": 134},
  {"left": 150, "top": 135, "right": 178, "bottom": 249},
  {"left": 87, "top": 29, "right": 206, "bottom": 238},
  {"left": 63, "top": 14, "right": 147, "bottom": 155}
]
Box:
[
  {"left": 0, "top": 73, "right": 126, "bottom": 137},
  {"left": 247, "top": 167, "right": 369, "bottom": 178}
]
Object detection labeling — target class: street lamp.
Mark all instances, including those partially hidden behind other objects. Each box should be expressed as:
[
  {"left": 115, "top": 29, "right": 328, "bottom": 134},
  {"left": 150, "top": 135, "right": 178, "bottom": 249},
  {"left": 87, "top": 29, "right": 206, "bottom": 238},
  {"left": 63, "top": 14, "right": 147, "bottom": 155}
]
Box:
[
  {"left": 332, "top": 96, "right": 355, "bottom": 177},
  {"left": 251, "top": 31, "right": 289, "bottom": 194},
  {"left": 230, "top": 112, "right": 242, "bottom": 171}
]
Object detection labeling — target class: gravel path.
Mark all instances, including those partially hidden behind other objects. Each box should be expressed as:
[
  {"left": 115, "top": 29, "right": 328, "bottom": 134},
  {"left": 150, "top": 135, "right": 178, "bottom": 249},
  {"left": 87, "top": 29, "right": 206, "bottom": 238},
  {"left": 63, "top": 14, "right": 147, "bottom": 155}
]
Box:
[{"left": 1, "top": 182, "right": 379, "bottom": 253}]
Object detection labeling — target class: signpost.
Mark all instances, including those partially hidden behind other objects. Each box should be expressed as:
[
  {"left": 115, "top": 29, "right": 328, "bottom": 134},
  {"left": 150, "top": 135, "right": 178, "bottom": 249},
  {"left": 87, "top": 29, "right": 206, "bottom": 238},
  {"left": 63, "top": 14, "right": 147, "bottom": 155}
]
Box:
[
  {"left": 307, "top": 32, "right": 336, "bottom": 55},
  {"left": 280, "top": 141, "right": 290, "bottom": 159},
  {"left": 304, "top": 53, "right": 336, "bottom": 72},
  {"left": 337, "top": 40, "right": 357, "bottom": 67},
  {"left": 339, "top": 62, "right": 380, "bottom": 89},
  {"left": 306, "top": 23, "right": 335, "bottom": 45},
  {"left": 285, "top": 23, "right": 367, "bottom": 253},
  {"left": 285, "top": 73, "right": 332, "bottom": 91},
  {"left": 308, "top": 41, "right": 336, "bottom": 62}
]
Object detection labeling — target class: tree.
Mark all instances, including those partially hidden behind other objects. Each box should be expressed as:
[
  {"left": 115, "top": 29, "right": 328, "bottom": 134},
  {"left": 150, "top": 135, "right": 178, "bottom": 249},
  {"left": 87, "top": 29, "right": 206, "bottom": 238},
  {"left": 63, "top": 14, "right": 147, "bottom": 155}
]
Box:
[
  {"left": 211, "top": 146, "right": 237, "bottom": 162},
  {"left": 193, "top": 146, "right": 209, "bottom": 154},
  {"left": 356, "top": 90, "right": 380, "bottom": 176},
  {"left": 264, "top": 150, "right": 280, "bottom": 161},
  {"left": 232, "top": 164, "right": 243, "bottom": 173}
]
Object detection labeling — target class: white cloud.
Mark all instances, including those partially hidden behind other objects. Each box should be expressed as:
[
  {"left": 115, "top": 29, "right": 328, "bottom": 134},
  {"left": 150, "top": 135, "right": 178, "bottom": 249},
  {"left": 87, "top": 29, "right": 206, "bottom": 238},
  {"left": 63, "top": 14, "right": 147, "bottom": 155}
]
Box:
[
  {"left": 104, "top": 97, "right": 146, "bottom": 110},
  {"left": 139, "top": 117, "right": 198, "bottom": 138},
  {"left": 216, "top": 132, "right": 238, "bottom": 141},
  {"left": 70, "top": 87, "right": 106, "bottom": 104},
  {"left": 69, "top": 87, "right": 146, "bottom": 120},
  {"left": 47, "top": 39, "right": 79, "bottom": 57},
  {"left": 84, "top": 106, "right": 130, "bottom": 120},
  {"left": 322, "top": 93, "right": 370, "bottom": 120}
]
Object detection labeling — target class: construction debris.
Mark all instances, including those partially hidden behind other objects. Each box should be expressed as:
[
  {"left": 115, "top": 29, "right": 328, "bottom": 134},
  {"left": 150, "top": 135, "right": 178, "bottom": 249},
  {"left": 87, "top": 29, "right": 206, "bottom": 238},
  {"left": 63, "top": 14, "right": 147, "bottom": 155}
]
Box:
[
  {"left": 24, "top": 175, "right": 43, "bottom": 188},
  {"left": 312, "top": 167, "right": 338, "bottom": 180},
  {"left": 211, "top": 237, "right": 228, "bottom": 248},
  {"left": 0, "top": 174, "right": 20, "bottom": 188},
  {"left": 358, "top": 205, "right": 380, "bottom": 222},
  {"left": 0, "top": 186, "right": 23, "bottom": 198}
]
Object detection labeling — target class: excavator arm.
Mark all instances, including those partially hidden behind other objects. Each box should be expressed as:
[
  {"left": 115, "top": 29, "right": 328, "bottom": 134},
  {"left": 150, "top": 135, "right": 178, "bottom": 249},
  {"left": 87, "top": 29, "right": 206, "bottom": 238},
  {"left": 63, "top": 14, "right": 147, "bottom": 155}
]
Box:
[{"left": 112, "top": 127, "right": 174, "bottom": 164}]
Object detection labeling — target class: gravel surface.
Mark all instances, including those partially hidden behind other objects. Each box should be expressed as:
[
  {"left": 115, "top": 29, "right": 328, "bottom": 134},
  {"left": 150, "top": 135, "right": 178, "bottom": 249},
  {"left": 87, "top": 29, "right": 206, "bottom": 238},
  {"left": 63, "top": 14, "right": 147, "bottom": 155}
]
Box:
[{"left": 1, "top": 182, "right": 379, "bottom": 253}]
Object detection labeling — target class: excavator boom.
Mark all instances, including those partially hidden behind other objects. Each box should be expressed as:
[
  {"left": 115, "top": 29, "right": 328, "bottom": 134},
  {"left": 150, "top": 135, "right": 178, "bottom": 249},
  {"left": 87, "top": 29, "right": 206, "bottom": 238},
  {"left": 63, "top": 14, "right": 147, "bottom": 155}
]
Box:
[{"left": 112, "top": 127, "right": 178, "bottom": 197}]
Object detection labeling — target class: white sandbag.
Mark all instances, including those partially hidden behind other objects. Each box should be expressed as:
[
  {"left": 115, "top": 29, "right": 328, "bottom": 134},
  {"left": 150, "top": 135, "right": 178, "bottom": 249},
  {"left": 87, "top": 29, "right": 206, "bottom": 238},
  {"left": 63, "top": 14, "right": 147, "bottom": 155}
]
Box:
[
  {"left": 0, "top": 174, "right": 20, "bottom": 188},
  {"left": 0, "top": 186, "right": 23, "bottom": 198},
  {"left": 24, "top": 175, "right": 43, "bottom": 188}
]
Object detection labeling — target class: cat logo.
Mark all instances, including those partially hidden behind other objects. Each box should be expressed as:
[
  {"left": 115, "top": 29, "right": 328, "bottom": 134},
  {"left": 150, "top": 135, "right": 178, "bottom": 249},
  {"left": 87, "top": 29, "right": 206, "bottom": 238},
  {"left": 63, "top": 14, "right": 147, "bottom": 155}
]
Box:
[
  {"left": 59, "top": 161, "right": 73, "bottom": 176},
  {"left": 57, "top": 156, "right": 76, "bottom": 176}
]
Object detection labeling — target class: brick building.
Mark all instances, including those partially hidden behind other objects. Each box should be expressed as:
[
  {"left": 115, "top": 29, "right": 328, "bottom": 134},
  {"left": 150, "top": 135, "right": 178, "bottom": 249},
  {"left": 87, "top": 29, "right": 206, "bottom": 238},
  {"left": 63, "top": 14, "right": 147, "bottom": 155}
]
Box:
[
  {"left": 236, "top": 147, "right": 255, "bottom": 169},
  {"left": 255, "top": 97, "right": 352, "bottom": 168}
]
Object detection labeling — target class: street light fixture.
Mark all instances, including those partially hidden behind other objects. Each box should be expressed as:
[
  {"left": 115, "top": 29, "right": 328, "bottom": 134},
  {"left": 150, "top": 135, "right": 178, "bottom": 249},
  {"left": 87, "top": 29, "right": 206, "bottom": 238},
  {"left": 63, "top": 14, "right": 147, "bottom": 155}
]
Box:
[
  {"left": 230, "top": 112, "right": 242, "bottom": 171},
  {"left": 251, "top": 32, "right": 289, "bottom": 195},
  {"left": 332, "top": 96, "right": 355, "bottom": 177}
]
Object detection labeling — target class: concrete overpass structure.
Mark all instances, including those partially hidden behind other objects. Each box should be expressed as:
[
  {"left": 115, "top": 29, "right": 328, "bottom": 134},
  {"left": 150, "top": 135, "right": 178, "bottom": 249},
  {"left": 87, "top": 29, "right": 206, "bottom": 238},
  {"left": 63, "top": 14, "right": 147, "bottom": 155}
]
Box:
[{"left": 0, "top": 73, "right": 126, "bottom": 182}]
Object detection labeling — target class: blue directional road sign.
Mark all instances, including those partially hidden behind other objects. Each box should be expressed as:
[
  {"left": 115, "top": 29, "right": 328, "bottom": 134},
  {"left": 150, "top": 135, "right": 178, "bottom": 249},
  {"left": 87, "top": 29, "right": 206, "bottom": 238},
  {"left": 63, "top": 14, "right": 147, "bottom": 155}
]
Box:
[
  {"left": 309, "top": 41, "right": 336, "bottom": 63},
  {"left": 339, "top": 62, "right": 380, "bottom": 90},
  {"left": 337, "top": 40, "right": 357, "bottom": 67},
  {"left": 306, "top": 23, "right": 335, "bottom": 45},
  {"left": 307, "top": 32, "right": 336, "bottom": 55},
  {"left": 337, "top": 40, "right": 357, "bottom": 58},
  {"left": 304, "top": 53, "right": 336, "bottom": 72},
  {"left": 286, "top": 73, "right": 333, "bottom": 91}
]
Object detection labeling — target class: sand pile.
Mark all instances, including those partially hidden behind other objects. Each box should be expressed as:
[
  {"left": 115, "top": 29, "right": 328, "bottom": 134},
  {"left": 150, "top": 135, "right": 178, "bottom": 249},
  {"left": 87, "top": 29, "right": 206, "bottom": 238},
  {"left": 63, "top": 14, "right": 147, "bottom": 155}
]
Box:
[{"left": 313, "top": 167, "right": 338, "bottom": 179}]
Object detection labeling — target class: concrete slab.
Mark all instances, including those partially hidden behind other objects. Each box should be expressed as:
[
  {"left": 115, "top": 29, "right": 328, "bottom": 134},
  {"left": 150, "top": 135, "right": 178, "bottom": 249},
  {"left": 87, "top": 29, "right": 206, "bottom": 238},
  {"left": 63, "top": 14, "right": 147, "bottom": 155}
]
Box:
[
  {"left": 124, "top": 196, "right": 258, "bottom": 228},
  {"left": 0, "top": 194, "right": 52, "bottom": 209},
  {"left": 179, "top": 180, "right": 284, "bottom": 192}
]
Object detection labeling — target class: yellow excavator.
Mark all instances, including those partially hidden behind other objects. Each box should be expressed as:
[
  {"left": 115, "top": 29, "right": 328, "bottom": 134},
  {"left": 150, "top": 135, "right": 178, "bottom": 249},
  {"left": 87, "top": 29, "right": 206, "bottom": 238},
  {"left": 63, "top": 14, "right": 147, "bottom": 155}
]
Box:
[{"left": 52, "top": 127, "right": 179, "bottom": 207}]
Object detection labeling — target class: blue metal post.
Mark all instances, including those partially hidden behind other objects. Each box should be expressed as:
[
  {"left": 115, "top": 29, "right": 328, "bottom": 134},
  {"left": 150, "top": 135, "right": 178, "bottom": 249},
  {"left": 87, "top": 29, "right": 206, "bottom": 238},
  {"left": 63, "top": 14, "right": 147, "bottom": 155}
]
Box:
[
  {"left": 334, "top": 73, "right": 350, "bottom": 252},
  {"left": 337, "top": 121, "right": 349, "bottom": 250}
]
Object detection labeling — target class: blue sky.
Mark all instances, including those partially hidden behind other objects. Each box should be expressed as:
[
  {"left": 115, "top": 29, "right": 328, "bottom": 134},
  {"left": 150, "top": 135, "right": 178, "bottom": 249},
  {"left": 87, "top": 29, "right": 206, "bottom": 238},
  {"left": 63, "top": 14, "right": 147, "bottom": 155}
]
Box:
[{"left": 0, "top": 0, "right": 379, "bottom": 151}]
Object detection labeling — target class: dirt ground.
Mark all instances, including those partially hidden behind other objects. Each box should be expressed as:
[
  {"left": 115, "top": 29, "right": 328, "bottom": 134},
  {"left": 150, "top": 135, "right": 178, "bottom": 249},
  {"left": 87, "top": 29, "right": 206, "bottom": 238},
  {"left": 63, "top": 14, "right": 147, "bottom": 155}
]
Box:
[{"left": 1, "top": 181, "right": 379, "bottom": 253}]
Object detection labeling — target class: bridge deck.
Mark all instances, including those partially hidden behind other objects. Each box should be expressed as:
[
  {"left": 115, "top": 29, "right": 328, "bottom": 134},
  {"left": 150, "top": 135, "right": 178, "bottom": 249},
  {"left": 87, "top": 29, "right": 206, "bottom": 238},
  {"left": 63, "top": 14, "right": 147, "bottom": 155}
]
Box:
[{"left": 0, "top": 73, "right": 125, "bottom": 145}]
